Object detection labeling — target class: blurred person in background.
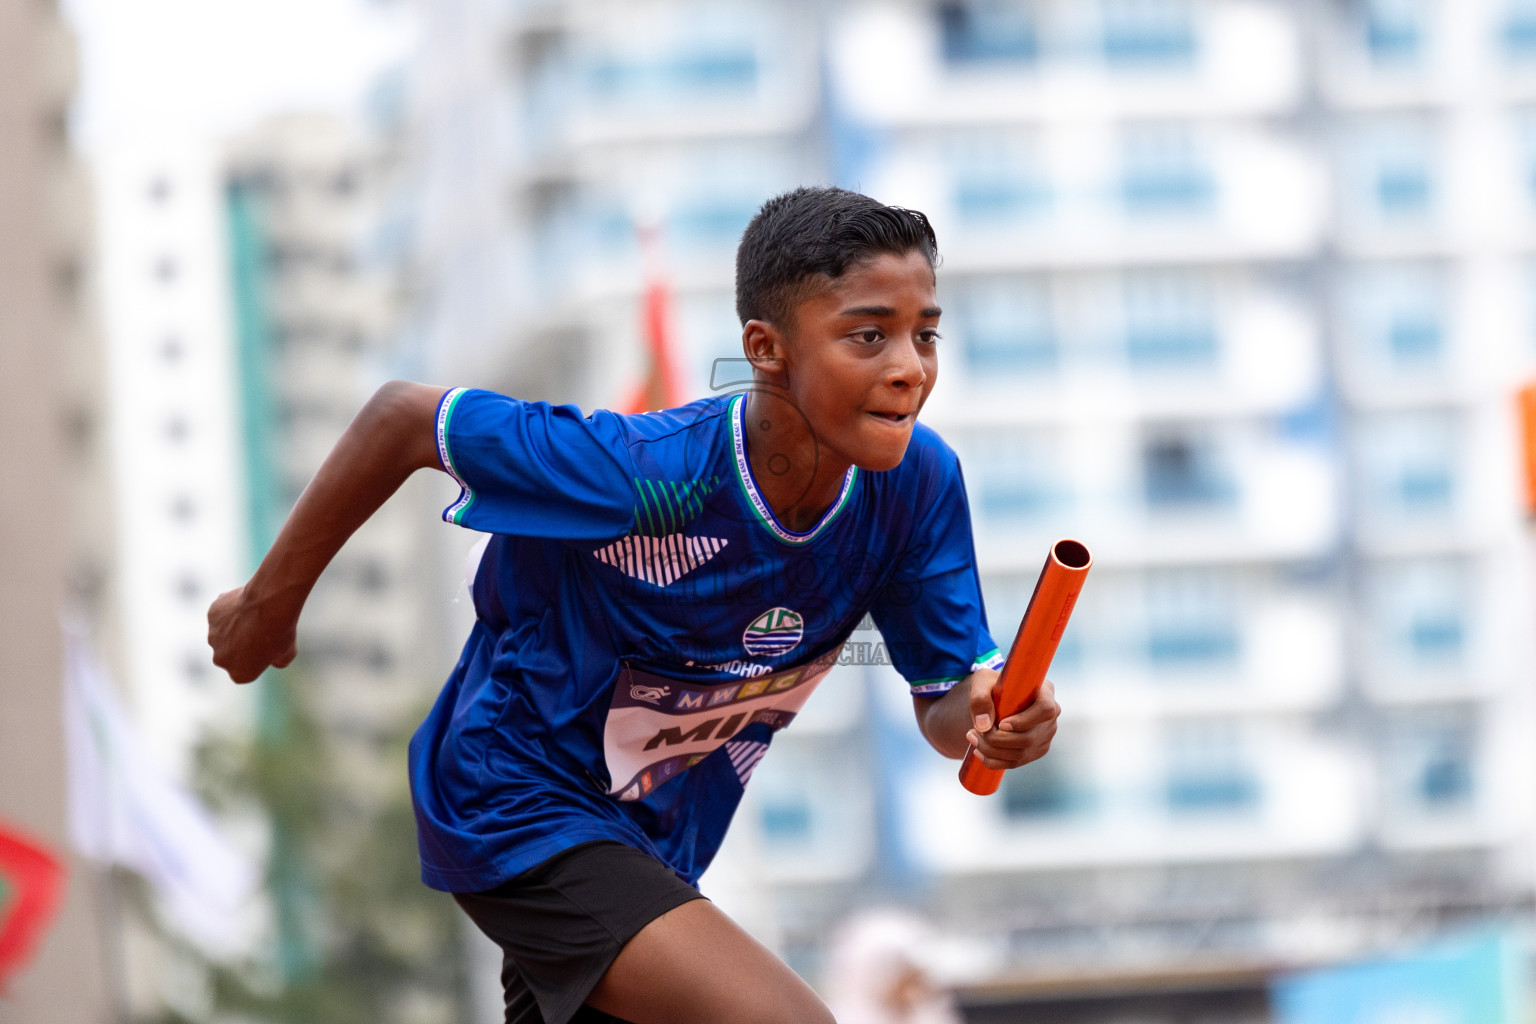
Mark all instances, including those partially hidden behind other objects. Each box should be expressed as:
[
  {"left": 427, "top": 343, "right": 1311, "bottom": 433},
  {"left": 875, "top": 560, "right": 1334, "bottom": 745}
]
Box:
[{"left": 825, "top": 909, "right": 961, "bottom": 1024}]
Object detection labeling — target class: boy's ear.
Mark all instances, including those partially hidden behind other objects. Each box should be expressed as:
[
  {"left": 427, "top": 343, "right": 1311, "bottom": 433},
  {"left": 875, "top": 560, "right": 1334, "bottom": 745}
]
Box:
[{"left": 742, "top": 319, "right": 788, "bottom": 378}]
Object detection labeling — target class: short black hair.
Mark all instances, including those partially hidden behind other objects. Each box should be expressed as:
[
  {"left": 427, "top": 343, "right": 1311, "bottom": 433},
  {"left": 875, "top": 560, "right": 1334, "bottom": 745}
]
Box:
[{"left": 735, "top": 186, "right": 939, "bottom": 329}]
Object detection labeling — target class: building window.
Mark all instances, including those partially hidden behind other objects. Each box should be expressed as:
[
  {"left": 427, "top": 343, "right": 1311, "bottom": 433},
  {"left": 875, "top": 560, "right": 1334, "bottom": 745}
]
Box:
[
  {"left": 946, "top": 131, "right": 1050, "bottom": 227},
  {"left": 1341, "top": 262, "right": 1448, "bottom": 372},
  {"left": 1122, "top": 271, "right": 1219, "bottom": 368},
  {"left": 955, "top": 176, "right": 1047, "bottom": 221},
  {"left": 174, "top": 573, "right": 202, "bottom": 603},
  {"left": 1377, "top": 160, "right": 1431, "bottom": 213},
  {"left": 962, "top": 430, "right": 1066, "bottom": 522},
  {"left": 1527, "top": 261, "right": 1536, "bottom": 354},
  {"left": 1141, "top": 429, "right": 1236, "bottom": 510},
  {"left": 1359, "top": 0, "right": 1427, "bottom": 67},
  {"left": 588, "top": 45, "right": 759, "bottom": 103},
  {"left": 1120, "top": 124, "right": 1215, "bottom": 217},
  {"left": 1343, "top": 117, "right": 1438, "bottom": 224},
  {"left": 1355, "top": 412, "right": 1458, "bottom": 522},
  {"left": 183, "top": 652, "right": 210, "bottom": 685},
  {"left": 1410, "top": 614, "right": 1462, "bottom": 659},
  {"left": 761, "top": 798, "right": 812, "bottom": 843},
  {"left": 1100, "top": 0, "right": 1197, "bottom": 67},
  {"left": 1001, "top": 741, "right": 1091, "bottom": 819},
  {"left": 749, "top": 742, "right": 870, "bottom": 870},
  {"left": 1385, "top": 713, "right": 1475, "bottom": 815},
  {"left": 670, "top": 198, "right": 757, "bottom": 249},
  {"left": 956, "top": 276, "right": 1056, "bottom": 373},
  {"left": 1501, "top": 0, "right": 1536, "bottom": 60},
  {"left": 938, "top": 1, "right": 1040, "bottom": 65},
  {"left": 1144, "top": 570, "right": 1240, "bottom": 670},
  {"left": 1514, "top": 110, "right": 1536, "bottom": 208},
  {"left": 1367, "top": 558, "right": 1469, "bottom": 672},
  {"left": 1163, "top": 719, "right": 1260, "bottom": 813}
]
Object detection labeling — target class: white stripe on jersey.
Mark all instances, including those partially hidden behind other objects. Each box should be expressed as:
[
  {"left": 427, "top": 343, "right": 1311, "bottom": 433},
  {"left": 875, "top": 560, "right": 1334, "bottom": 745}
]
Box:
[{"left": 593, "top": 534, "right": 729, "bottom": 588}]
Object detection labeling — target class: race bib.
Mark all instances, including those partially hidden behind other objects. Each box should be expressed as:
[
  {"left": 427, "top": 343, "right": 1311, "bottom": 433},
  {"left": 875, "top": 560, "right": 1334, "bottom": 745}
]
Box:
[{"left": 603, "top": 650, "right": 840, "bottom": 801}]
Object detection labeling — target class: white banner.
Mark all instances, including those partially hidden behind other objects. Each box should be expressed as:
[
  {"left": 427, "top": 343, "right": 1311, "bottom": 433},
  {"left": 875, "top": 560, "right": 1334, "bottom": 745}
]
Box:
[{"left": 63, "top": 630, "right": 257, "bottom": 955}]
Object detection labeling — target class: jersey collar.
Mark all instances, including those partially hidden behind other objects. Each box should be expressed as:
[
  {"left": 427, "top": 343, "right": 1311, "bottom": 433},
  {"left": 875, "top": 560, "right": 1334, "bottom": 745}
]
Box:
[{"left": 728, "top": 393, "right": 859, "bottom": 546}]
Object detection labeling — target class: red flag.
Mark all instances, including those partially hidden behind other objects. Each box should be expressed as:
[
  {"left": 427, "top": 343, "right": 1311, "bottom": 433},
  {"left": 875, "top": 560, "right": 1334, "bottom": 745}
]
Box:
[
  {"left": 0, "top": 823, "right": 65, "bottom": 989},
  {"left": 621, "top": 227, "right": 684, "bottom": 414}
]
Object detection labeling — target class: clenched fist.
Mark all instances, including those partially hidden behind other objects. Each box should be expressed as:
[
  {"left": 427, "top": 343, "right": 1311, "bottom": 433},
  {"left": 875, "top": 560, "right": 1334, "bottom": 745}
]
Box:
[{"left": 207, "top": 584, "right": 300, "bottom": 684}]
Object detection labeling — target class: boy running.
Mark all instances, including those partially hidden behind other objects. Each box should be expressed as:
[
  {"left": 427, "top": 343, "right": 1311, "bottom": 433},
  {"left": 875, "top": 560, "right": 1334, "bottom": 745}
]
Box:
[{"left": 208, "top": 187, "right": 1062, "bottom": 1024}]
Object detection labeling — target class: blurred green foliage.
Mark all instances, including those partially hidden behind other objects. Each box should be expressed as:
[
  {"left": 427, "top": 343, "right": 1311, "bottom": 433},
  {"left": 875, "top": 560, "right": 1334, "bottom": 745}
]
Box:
[{"left": 164, "top": 668, "right": 466, "bottom": 1024}]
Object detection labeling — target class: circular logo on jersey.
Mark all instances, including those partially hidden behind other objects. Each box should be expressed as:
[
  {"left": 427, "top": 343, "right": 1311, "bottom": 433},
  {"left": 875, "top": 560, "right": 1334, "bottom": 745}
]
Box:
[{"left": 743, "top": 607, "right": 804, "bottom": 657}]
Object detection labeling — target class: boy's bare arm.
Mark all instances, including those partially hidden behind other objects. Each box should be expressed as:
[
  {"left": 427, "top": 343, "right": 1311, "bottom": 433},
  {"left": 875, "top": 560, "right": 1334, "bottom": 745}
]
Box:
[
  {"left": 208, "top": 380, "right": 449, "bottom": 683},
  {"left": 913, "top": 671, "right": 1059, "bottom": 769}
]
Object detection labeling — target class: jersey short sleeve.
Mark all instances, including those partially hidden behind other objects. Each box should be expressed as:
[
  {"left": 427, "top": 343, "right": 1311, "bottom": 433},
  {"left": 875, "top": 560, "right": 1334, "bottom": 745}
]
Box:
[
  {"left": 436, "top": 387, "right": 638, "bottom": 542},
  {"left": 869, "top": 456, "right": 1002, "bottom": 696}
]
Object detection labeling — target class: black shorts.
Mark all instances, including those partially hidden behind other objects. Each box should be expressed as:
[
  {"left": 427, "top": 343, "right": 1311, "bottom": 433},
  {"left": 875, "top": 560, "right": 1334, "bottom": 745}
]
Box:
[{"left": 453, "top": 841, "right": 706, "bottom": 1024}]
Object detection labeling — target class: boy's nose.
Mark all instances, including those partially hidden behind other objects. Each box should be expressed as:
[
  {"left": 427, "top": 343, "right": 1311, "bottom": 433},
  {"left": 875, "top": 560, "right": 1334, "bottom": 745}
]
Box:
[{"left": 885, "top": 336, "right": 928, "bottom": 389}]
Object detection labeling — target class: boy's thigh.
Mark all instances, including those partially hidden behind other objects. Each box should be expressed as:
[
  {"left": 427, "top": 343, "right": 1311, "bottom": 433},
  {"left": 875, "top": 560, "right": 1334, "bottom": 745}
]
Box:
[
  {"left": 454, "top": 841, "right": 704, "bottom": 1024},
  {"left": 588, "top": 899, "right": 835, "bottom": 1024}
]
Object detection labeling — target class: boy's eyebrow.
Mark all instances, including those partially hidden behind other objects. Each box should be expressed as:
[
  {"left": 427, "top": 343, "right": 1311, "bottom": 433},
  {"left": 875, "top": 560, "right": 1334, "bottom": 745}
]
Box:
[{"left": 839, "top": 305, "right": 944, "bottom": 318}]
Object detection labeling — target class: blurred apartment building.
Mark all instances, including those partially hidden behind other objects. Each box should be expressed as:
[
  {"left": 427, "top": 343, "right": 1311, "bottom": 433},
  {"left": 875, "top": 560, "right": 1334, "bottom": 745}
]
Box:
[
  {"left": 224, "top": 112, "right": 444, "bottom": 778},
  {"left": 401, "top": 0, "right": 1536, "bottom": 1016},
  {"left": 96, "top": 113, "right": 432, "bottom": 793},
  {"left": 91, "top": 111, "right": 449, "bottom": 1014},
  {"left": 95, "top": 140, "right": 251, "bottom": 784},
  {"left": 0, "top": 0, "right": 113, "bottom": 1019},
  {"left": 93, "top": 127, "right": 264, "bottom": 1018},
  {"left": 222, "top": 114, "right": 470, "bottom": 1014}
]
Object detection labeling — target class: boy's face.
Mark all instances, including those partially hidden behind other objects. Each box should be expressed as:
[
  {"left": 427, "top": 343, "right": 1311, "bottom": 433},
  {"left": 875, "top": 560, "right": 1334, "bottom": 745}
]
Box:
[{"left": 750, "top": 248, "right": 940, "bottom": 473}]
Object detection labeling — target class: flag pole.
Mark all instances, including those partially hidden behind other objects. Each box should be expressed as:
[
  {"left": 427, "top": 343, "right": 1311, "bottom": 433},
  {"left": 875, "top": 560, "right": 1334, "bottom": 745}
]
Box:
[{"left": 91, "top": 863, "right": 131, "bottom": 1024}]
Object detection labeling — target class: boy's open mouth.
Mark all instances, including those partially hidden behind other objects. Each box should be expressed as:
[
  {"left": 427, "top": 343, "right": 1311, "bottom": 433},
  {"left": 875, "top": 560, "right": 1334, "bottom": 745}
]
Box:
[{"left": 868, "top": 411, "right": 912, "bottom": 424}]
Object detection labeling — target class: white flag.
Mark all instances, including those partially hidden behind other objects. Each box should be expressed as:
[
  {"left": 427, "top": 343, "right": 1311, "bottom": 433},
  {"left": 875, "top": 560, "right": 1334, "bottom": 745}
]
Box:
[{"left": 64, "top": 631, "right": 258, "bottom": 955}]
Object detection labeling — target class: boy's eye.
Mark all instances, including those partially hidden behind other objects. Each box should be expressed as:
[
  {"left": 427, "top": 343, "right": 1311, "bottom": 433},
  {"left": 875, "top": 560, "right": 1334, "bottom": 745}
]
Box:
[
  {"left": 852, "top": 329, "right": 883, "bottom": 344},
  {"left": 918, "top": 329, "right": 942, "bottom": 345}
]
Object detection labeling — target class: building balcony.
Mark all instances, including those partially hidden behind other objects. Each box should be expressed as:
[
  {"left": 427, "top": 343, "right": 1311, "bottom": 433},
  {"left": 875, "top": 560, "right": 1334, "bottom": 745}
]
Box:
[
  {"left": 897, "top": 718, "right": 1365, "bottom": 873},
  {"left": 867, "top": 125, "right": 1325, "bottom": 269},
  {"left": 922, "top": 274, "right": 1319, "bottom": 421},
  {"left": 831, "top": 1, "right": 1303, "bottom": 127},
  {"left": 726, "top": 730, "right": 877, "bottom": 885},
  {"left": 1348, "top": 407, "right": 1519, "bottom": 556},
  {"left": 951, "top": 422, "right": 1338, "bottom": 570},
  {"left": 513, "top": 15, "right": 818, "bottom": 159},
  {"left": 1355, "top": 548, "right": 1527, "bottom": 705},
  {"left": 1371, "top": 700, "right": 1536, "bottom": 853},
  {"left": 1015, "top": 591, "right": 1346, "bottom": 720}
]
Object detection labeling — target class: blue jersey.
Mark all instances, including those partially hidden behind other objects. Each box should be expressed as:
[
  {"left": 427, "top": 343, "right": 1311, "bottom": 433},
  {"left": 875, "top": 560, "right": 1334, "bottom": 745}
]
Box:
[{"left": 408, "top": 387, "right": 1001, "bottom": 891}]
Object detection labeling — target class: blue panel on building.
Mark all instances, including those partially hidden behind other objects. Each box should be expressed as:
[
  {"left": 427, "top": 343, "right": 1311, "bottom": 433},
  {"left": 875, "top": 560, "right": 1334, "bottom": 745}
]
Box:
[{"left": 1273, "top": 928, "right": 1528, "bottom": 1024}]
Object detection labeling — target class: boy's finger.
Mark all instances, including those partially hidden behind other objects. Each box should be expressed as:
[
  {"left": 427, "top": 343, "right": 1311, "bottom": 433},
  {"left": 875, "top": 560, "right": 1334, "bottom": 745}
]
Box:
[
  {"left": 976, "top": 721, "right": 1056, "bottom": 760},
  {"left": 999, "top": 702, "right": 1058, "bottom": 733},
  {"left": 999, "top": 682, "right": 1060, "bottom": 732},
  {"left": 976, "top": 725, "right": 1055, "bottom": 759},
  {"left": 981, "top": 723, "right": 1052, "bottom": 750},
  {"left": 971, "top": 747, "right": 1036, "bottom": 771},
  {"left": 967, "top": 671, "right": 998, "bottom": 734}
]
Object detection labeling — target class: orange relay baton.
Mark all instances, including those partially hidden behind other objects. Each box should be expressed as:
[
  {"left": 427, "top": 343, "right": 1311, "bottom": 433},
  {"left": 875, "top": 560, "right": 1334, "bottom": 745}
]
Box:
[{"left": 958, "top": 538, "right": 1092, "bottom": 796}]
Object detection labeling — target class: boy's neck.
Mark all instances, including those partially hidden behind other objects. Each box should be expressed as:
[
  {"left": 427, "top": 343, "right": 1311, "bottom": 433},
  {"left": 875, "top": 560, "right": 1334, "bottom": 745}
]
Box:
[{"left": 741, "top": 390, "right": 853, "bottom": 534}]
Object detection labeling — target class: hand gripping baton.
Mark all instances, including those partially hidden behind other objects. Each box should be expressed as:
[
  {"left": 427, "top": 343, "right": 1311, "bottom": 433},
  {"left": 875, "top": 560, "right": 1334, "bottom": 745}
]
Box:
[{"left": 958, "top": 538, "right": 1092, "bottom": 796}]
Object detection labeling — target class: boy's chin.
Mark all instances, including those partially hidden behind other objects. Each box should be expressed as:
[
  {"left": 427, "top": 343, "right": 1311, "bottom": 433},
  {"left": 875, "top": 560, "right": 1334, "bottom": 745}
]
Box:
[{"left": 851, "top": 437, "right": 914, "bottom": 473}]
